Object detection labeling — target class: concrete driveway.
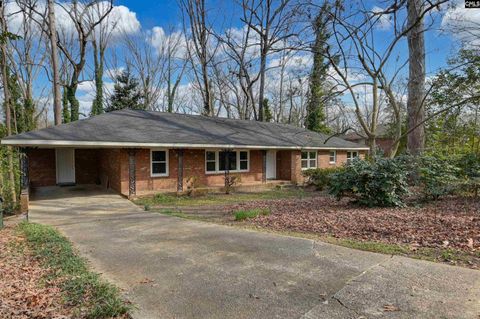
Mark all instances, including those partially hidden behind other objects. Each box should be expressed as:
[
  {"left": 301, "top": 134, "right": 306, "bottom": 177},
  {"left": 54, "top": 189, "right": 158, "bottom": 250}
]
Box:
[{"left": 30, "top": 186, "right": 480, "bottom": 319}]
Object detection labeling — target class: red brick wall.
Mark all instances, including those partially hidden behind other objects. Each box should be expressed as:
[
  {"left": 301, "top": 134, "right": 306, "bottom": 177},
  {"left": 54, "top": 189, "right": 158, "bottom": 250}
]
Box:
[
  {"left": 118, "top": 149, "right": 265, "bottom": 195},
  {"left": 27, "top": 148, "right": 56, "bottom": 187},
  {"left": 276, "top": 150, "right": 292, "bottom": 180},
  {"left": 75, "top": 149, "right": 99, "bottom": 184},
  {"left": 98, "top": 149, "right": 122, "bottom": 193},
  {"left": 27, "top": 147, "right": 367, "bottom": 194}
]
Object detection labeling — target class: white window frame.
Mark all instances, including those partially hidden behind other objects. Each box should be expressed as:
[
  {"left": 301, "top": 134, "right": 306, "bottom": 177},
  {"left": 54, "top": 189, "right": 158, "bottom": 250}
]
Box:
[
  {"left": 150, "top": 149, "right": 169, "bottom": 177},
  {"left": 205, "top": 150, "right": 250, "bottom": 174},
  {"left": 329, "top": 150, "right": 336, "bottom": 164},
  {"left": 346, "top": 151, "right": 359, "bottom": 163},
  {"left": 301, "top": 150, "right": 317, "bottom": 170}
]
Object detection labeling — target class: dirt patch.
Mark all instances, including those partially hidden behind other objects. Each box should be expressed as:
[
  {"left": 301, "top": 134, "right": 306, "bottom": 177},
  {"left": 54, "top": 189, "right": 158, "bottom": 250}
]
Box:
[
  {"left": 229, "top": 195, "right": 480, "bottom": 252},
  {"left": 0, "top": 226, "right": 73, "bottom": 319}
]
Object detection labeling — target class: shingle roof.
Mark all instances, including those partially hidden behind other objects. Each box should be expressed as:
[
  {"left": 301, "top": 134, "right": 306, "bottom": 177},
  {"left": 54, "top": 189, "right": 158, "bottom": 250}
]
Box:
[{"left": 1, "top": 109, "right": 368, "bottom": 150}]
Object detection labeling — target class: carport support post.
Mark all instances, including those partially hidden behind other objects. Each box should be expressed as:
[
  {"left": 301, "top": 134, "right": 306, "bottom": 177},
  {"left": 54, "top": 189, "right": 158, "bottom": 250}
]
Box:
[
  {"left": 262, "top": 150, "right": 267, "bottom": 183},
  {"left": 177, "top": 149, "right": 184, "bottom": 192},
  {"left": 19, "top": 147, "right": 29, "bottom": 214},
  {"left": 128, "top": 149, "right": 136, "bottom": 199}
]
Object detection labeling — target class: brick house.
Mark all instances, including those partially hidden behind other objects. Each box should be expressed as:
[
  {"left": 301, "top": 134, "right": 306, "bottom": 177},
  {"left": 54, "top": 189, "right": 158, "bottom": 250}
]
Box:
[{"left": 1, "top": 109, "right": 368, "bottom": 205}]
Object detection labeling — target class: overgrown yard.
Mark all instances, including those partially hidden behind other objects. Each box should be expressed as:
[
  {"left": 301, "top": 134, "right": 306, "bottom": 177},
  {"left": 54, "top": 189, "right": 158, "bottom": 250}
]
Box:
[
  {"left": 137, "top": 190, "right": 480, "bottom": 269},
  {"left": 0, "top": 222, "right": 131, "bottom": 319}
]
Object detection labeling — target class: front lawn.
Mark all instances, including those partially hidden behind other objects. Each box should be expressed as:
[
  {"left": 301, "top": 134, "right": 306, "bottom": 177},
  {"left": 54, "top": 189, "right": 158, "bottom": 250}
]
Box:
[
  {"left": 134, "top": 187, "right": 309, "bottom": 208},
  {"left": 231, "top": 195, "right": 480, "bottom": 268},
  {"left": 0, "top": 223, "right": 131, "bottom": 319}
]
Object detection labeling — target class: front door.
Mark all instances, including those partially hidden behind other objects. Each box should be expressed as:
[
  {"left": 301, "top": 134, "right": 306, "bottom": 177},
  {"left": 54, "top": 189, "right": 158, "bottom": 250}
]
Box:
[
  {"left": 266, "top": 150, "right": 277, "bottom": 180},
  {"left": 56, "top": 148, "right": 75, "bottom": 185}
]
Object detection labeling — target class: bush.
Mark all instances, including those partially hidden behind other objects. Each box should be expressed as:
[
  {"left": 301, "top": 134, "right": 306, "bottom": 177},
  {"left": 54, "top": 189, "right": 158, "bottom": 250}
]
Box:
[
  {"left": 328, "top": 157, "right": 409, "bottom": 207},
  {"left": 418, "top": 156, "right": 460, "bottom": 199},
  {"left": 303, "top": 167, "right": 344, "bottom": 190}
]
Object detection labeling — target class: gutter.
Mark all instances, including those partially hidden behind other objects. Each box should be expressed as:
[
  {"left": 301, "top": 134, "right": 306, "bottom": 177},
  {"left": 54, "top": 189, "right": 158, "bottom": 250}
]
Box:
[{"left": 0, "top": 139, "right": 370, "bottom": 151}]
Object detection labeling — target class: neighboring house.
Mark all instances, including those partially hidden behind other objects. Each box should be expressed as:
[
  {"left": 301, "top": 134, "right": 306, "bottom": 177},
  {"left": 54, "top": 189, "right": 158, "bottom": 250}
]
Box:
[
  {"left": 1, "top": 109, "right": 368, "bottom": 208},
  {"left": 343, "top": 124, "right": 394, "bottom": 156}
]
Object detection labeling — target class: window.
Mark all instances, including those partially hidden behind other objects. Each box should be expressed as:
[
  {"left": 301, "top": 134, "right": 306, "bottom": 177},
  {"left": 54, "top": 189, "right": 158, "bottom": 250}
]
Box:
[
  {"left": 151, "top": 149, "right": 169, "bottom": 177},
  {"left": 301, "top": 151, "right": 317, "bottom": 170},
  {"left": 347, "top": 151, "right": 358, "bottom": 163},
  {"left": 206, "top": 151, "right": 216, "bottom": 172},
  {"left": 205, "top": 150, "right": 249, "bottom": 173},
  {"left": 329, "top": 151, "right": 336, "bottom": 164}
]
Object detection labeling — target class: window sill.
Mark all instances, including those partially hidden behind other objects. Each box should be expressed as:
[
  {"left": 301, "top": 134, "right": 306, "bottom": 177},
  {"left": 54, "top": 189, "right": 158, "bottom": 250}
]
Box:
[
  {"left": 205, "top": 170, "right": 249, "bottom": 175},
  {"left": 151, "top": 174, "right": 169, "bottom": 178}
]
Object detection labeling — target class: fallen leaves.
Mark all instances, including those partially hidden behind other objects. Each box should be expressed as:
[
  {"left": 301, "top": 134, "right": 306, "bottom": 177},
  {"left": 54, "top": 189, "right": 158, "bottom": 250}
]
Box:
[
  {"left": 0, "top": 226, "right": 73, "bottom": 319},
  {"left": 230, "top": 195, "right": 480, "bottom": 252}
]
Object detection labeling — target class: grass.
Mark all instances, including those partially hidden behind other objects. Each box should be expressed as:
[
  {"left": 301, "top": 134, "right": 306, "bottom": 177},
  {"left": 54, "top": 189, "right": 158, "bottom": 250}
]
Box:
[
  {"left": 17, "top": 222, "right": 131, "bottom": 319},
  {"left": 134, "top": 187, "right": 308, "bottom": 208},
  {"left": 234, "top": 208, "right": 270, "bottom": 221}
]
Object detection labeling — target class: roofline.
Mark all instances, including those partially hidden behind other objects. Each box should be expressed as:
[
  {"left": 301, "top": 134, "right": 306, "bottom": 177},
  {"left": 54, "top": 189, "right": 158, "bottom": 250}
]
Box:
[{"left": 0, "top": 139, "right": 370, "bottom": 151}]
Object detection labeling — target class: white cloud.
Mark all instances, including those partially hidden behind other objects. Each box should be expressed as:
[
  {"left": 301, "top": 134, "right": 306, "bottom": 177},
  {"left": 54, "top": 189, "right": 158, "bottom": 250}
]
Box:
[
  {"left": 442, "top": 3, "right": 480, "bottom": 46},
  {"left": 148, "top": 26, "right": 187, "bottom": 58},
  {"left": 5, "top": 1, "right": 140, "bottom": 40},
  {"left": 371, "top": 6, "right": 392, "bottom": 31}
]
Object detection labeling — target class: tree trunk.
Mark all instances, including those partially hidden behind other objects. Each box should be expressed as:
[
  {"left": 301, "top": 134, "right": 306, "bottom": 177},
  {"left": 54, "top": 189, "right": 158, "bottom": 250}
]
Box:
[
  {"left": 0, "top": 3, "right": 17, "bottom": 204},
  {"left": 91, "top": 40, "right": 104, "bottom": 116},
  {"left": 406, "top": 0, "right": 426, "bottom": 155},
  {"left": 48, "top": 0, "right": 62, "bottom": 125},
  {"left": 258, "top": 40, "right": 267, "bottom": 122}
]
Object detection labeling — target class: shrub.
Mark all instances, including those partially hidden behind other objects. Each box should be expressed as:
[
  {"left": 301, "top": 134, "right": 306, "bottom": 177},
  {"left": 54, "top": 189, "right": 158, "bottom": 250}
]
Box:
[
  {"left": 303, "top": 167, "right": 344, "bottom": 190},
  {"left": 418, "top": 156, "right": 460, "bottom": 199},
  {"left": 328, "top": 157, "right": 409, "bottom": 207},
  {"left": 234, "top": 208, "right": 270, "bottom": 221}
]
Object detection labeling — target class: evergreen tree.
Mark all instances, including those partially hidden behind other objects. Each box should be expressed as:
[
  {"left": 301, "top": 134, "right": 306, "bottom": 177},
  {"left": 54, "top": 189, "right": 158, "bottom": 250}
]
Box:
[
  {"left": 106, "top": 69, "right": 145, "bottom": 112},
  {"left": 263, "top": 98, "right": 273, "bottom": 122},
  {"left": 305, "top": 3, "right": 331, "bottom": 134}
]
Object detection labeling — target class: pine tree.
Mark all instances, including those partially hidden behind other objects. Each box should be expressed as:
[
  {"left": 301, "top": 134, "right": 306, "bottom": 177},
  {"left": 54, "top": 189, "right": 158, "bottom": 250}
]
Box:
[
  {"left": 106, "top": 69, "right": 145, "bottom": 112},
  {"left": 305, "top": 4, "right": 331, "bottom": 134}
]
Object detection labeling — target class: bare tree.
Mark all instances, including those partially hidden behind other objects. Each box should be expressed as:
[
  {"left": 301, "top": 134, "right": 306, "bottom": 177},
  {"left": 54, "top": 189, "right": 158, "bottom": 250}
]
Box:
[
  {"left": 48, "top": 0, "right": 61, "bottom": 124},
  {"left": 241, "top": 0, "right": 300, "bottom": 121},
  {"left": 56, "top": 0, "right": 113, "bottom": 122},
  {"left": 406, "top": 0, "right": 425, "bottom": 155},
  {"left": 8, "top": 0, "right": 48, "bottom": 131},
  {"left": 325, "top": 0, "right": 446, "bottom": 157}
]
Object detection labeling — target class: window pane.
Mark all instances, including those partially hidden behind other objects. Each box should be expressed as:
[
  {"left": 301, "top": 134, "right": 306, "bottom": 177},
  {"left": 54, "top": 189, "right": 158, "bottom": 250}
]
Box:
[
  {"left": 301, "top": 159, "right": 308, "bottom": 168},
  {"left": 353, "top": 152, "right": 358, "bottom": 158},
  {"left": 309, "top": 159, "right": 316, "bottom": 168},
  {"left": 301, "top": 152, "right": 308, "bottom": 159},
  {"left": 347, "top": 152, "right": 352, "bottom": 159},
  {"left": 206, "top": 161, "right": 216, "bottom": 171},
  {"left": 219, "top": 152, "right": 226, "bottom": 171},
  {"left": 228, "top": 152, "right": 237, "bottom": 170},
  {"left": 152, "top": 162, "right": 166, "bottom": 174},
  {"left": 240, "top": 151, "right": 248, "bottom": 160},
  {"left": 309, "top": 151, "right": 316, "bottom": 159},
  {"left": 206, "top": 151, "right": 215, "bottom": 161},
  {"left": 240, "top": 160, "right": 248, "bottom": 170},
  {"left": 152, "top": 151, "right": 166, "bottom": 162}
]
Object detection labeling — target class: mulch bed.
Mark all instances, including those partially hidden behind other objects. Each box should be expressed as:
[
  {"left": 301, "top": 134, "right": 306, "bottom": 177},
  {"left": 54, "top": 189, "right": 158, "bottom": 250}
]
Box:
[
  {"left": 230, "top": 195, "right": 480, "bottom": 252},
  {"left": 0, "top": 226, "right": 73, "bottom": 319}
]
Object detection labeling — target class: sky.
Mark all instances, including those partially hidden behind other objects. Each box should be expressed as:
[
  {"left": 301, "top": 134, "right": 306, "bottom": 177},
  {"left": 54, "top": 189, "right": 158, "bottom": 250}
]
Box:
[{"left": 3, "top": 0, "right": 478, "bottom": 122}]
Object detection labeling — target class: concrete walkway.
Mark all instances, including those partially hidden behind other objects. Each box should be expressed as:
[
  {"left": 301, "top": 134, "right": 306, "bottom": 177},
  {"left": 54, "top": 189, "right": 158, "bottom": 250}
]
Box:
[{"left": 30, "top": 186, "right": 480, "bottom": 319}]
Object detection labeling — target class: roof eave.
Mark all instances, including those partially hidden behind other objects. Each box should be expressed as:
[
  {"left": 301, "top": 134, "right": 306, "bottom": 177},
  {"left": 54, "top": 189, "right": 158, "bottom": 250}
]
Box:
[{"left": 0, "top": 139, "right": 370, "bottom": 151}]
